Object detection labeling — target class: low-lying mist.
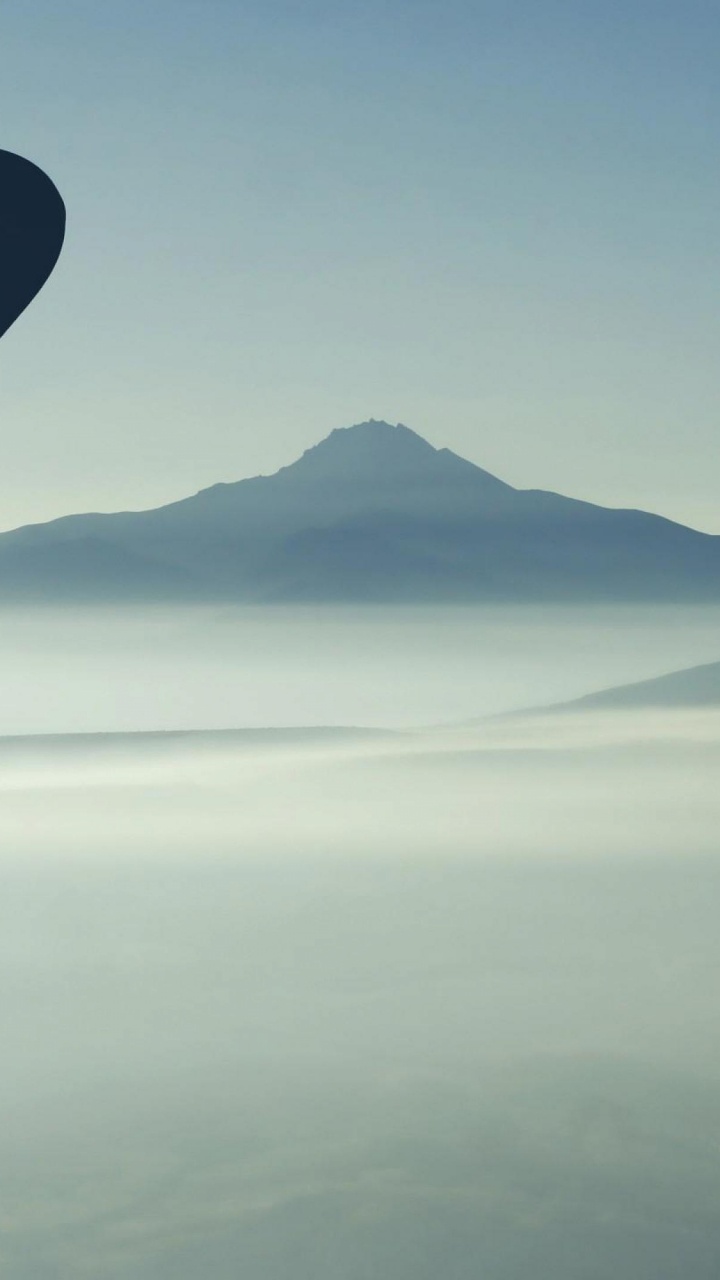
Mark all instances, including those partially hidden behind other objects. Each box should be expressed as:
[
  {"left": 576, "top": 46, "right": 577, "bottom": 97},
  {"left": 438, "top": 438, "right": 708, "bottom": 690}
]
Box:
[
  {"left": 0, "top": 601, "right": 719, "bottom": 732},
  {"left": 2, "top": 689, "right": 720, "bottom": 1276},
  {"left": 3, "top": 710, "right": 720, "bottom": 861}
]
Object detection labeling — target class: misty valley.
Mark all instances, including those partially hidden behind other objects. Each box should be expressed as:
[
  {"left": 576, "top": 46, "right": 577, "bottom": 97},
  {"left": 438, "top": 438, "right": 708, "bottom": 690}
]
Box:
[{"left": 1, "top": 602, "right": 720, "bottom": 1277}]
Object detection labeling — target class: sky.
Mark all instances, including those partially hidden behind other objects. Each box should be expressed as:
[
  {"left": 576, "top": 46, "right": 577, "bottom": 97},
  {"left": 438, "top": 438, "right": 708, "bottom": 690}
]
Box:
[{"left": 0, "top": 0, "right": 719, "bottom": 532}]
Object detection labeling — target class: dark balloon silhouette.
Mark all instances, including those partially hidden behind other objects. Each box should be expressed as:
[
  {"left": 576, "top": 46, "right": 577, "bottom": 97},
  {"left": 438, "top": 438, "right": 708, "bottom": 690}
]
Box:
[{"left": 0, "top": 149, "right": 65, "bottom": 340}]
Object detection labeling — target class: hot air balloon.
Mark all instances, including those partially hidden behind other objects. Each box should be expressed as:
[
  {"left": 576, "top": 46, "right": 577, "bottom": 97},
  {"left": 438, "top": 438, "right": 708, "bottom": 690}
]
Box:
[{"left": 0, "top": 148, "right": 65, "bottom": 341}]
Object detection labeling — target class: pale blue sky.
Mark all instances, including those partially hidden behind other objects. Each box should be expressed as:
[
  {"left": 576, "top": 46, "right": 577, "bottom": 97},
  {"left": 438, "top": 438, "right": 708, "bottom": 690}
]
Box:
[{"left": 1, "top": 0, "right": 719, "bottom": 530}]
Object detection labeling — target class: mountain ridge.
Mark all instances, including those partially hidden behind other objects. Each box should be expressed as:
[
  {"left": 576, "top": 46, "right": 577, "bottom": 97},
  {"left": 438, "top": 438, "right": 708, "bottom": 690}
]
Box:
[
  {"left": 0, "top": 419, "right": 718, "bottom": 603},
  {"left": 537, "top": 659, "right": 720, "bottom": 714}
]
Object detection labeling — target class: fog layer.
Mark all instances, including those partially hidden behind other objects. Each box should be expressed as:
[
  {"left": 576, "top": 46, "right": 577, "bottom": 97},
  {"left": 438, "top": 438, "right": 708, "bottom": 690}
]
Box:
[
  {"left": 1, "top": 605, "right": 719, "bottom": 1277},
  {"left": 1, "top": 602, "right": 720, "bottom": 732}
]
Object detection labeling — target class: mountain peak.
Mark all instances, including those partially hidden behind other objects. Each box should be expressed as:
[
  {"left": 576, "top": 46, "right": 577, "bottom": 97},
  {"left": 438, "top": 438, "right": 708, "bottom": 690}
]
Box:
[
  {"left": 276, "top": 420, "right": 505, "bottom": 494},
  {"left": 285, "top": 420, "right": 437, "bottom": 478},
  {"left": 1, "top": 416, "right": 719, "bottom": 605},
  {"left": 321, "top": 419, "right": 432, "bottom": 445}
]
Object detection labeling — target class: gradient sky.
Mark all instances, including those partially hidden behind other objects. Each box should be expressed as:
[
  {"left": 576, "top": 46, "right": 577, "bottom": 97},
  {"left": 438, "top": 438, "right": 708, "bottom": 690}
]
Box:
[{"left": 1, "top": 0, "right": 719, "bottom": 532}]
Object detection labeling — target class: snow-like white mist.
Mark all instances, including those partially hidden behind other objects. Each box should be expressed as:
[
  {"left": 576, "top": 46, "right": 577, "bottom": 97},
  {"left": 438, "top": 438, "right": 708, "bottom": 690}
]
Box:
[
  {"left": 0, "top": 602, "right": 719, "bottom": 733},
  {"left": 1, "top": 605, "right": 720, "bottom": 1278}
]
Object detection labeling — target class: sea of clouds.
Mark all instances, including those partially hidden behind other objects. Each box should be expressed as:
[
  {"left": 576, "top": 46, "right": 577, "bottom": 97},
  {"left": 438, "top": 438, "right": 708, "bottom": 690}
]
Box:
[{"left": 1, "top": 605, "right": 720, "bottom": 1277}]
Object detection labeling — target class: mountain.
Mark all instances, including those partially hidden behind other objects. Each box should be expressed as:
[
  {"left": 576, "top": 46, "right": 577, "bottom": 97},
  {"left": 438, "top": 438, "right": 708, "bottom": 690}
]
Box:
[
  {"left": 1, "top": 418, "right": 719, "bottom": 603},
  {"left": 538, "top": 659, "right": 720, "bottom": 713}
]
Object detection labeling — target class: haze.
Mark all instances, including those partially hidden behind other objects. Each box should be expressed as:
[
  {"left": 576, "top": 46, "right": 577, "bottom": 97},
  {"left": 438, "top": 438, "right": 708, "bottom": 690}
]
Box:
[
  {"left": 2, "top": 602, "right": 720, "bottom": 735},
  {"left": 1, "top": 602, "right": 720, "bottom": 1277},
  {"left": 2, "top": 0, "right": 720, "bottom": 1274}
]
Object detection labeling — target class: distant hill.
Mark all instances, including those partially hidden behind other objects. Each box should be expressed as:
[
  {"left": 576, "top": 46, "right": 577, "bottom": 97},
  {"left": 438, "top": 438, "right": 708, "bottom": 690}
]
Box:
[
  {"left": 1, "top": 419, "right": 720, "bottom": 603},
  {"left": 535, "top": 660, "right": 720, "bottom": 713}
]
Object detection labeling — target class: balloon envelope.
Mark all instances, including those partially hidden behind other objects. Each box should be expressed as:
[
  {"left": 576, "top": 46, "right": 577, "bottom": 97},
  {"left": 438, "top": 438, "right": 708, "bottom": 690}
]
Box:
[{"left": 0, "top": 149, "right": 65, "bottom": 340}]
